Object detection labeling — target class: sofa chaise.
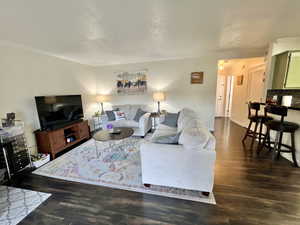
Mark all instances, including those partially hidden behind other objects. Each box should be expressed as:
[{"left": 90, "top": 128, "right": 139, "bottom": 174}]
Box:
[{"left": 140, "top": 108, "right": 216, "bottom": 195}]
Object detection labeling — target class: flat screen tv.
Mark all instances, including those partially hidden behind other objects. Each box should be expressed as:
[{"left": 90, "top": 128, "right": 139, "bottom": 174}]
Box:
[{"left": 35, "top": 95, "right": 84, "bottom": 130}]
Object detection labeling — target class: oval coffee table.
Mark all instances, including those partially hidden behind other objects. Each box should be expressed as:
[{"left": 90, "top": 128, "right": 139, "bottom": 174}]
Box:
[{"left": 92, "top": 127, "right": 134, "bottom": 158}]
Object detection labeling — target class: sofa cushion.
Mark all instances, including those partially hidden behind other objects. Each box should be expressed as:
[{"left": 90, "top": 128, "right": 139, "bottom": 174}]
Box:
[
  {"left": 151, "top": 128, "right": 177, "bottom": 140},
  {"left": 162, "top": 112, "right": 179, "bottom": 127},
  {"left": 177, "top": 108, "right": 198, "bottom": 132},
  {"left": 178, "top": 126, "right": 210, "bottom": 150},
  {"left": 133, "top": 108, "right": 147, "bottom": 122},
  {"left": 156, "top": 123, "right": 178, "bottom": 132},
  {"left": 113, "top": 105, "right": 148, "bottom": 120},
  {"left": 108, "top": 120, "right": 139, "bottom": 128},
  {"left": 151, "top": 132, "right": 181, "bottom": 145}
]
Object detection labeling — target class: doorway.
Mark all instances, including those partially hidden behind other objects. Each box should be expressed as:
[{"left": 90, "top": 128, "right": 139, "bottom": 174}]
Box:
[
  {"left": 247, "top": 64, "right": 266, "bottom": 103},
  {"left": 215, "top": 75, "right": 234, "bottom": 117},
  {"left": 215, "top": 57, "right": 266, "bottom": 127}
]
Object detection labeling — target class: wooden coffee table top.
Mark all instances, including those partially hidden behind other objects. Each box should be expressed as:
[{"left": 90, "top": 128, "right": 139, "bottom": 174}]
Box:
[{"left": 92, "top": 127, "right": 134, "bottom": 142}]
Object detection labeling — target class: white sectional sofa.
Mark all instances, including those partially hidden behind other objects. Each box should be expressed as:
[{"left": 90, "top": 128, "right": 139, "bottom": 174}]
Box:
[
  {"left": 140, "top": 108, "right": 216, "bottom": 194},
  {"left": 106, "top": 104, "right": 152, "bottom": 137}
]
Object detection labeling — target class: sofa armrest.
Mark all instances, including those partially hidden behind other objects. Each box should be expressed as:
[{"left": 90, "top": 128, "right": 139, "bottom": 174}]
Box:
[{"left": 139, "top": 113, "right": 151, "bottom": 133}]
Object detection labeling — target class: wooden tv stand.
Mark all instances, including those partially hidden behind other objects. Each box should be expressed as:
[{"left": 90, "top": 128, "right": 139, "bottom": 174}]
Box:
[{"left": 35, "top": 120, "right": 90, "bottom": 159}]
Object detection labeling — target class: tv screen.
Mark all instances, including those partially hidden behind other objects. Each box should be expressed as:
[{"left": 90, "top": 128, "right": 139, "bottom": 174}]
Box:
[{"left": 35, "top": 95, "right": 84, "bottom": 130}]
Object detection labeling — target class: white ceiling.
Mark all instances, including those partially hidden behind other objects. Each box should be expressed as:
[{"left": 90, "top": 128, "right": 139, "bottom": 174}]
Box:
[{"left": 1, "top": 0, "right": 300, "bottom": 66}]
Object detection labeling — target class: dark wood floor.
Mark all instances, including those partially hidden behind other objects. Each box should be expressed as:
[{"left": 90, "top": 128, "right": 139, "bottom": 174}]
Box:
[{"left": 11, "top": 118, "right": 300, "bottom": 225}]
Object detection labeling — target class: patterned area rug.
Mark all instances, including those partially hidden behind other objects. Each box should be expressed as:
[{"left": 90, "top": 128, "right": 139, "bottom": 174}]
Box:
[
  {"left": 34, "top": 137, "right": 216, "bottom": 204},
  {"left": 0, "top": 186, "right": 51, "bottom": 225}
]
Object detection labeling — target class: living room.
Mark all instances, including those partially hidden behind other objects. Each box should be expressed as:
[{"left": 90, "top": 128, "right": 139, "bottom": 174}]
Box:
[{"left": 1, "top": 1, "right": 300, "bottom": 225}]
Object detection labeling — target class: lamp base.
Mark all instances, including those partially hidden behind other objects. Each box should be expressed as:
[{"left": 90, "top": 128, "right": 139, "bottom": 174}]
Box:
[{"left": 157, "top": 101, "right": 161, "bottom": 114}]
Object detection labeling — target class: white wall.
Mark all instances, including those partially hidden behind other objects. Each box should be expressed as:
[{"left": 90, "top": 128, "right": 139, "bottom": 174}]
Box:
[
  {"left": 0, "top": 45, "right": 97, "bottom": 153},
  {"left": 0, "top": 45, "right": 218, "bottom": 153},
  {"left": 88, "top": 57, "right": 218, "bottom": 130}
]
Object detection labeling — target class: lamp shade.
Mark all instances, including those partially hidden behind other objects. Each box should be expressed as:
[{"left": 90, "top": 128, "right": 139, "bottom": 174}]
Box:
[
  {"left": 96, "top": 95, "right": 109, "bottom": 103},
  {"left": 153, "top": 92, "right": 166, "bottom": 102}
]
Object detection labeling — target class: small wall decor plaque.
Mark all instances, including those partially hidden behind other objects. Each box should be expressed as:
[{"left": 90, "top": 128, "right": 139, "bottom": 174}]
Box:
[
  {"left": 191, "top": 72, "right": 204, "bottom": 84},
  {"left": 237, "top": 75, "right": 244, "bottom": 86}
]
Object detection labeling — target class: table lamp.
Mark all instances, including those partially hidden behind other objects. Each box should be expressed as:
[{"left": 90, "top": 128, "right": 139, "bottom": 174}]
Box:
[
  {"left": 153, "top": 92, "right": 166, "bottom": 114},
  {"left": 96, "top": 95, "right": 108, "bottom": 115}
]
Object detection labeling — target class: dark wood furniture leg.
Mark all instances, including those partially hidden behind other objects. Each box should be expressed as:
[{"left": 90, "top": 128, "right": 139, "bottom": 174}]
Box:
[
  {"left": 258, "top": 121, "right": 263, "bottom": 146},
  {"left": 291, "top": 132, "right": 299, "bottom": 167},
  {"left": 250, "top": 121, "right": 259, "bottom": 150},
  {"left": 276, "top": 132, "right": 283, "bottom": 160},
  {"left": 242, "top": 121, "right": 252, "bottom": 144}
]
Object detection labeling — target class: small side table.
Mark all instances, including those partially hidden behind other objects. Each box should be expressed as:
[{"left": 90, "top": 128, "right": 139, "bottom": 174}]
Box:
[
  {"left": 92, "top": 115, "right": 108, "bottom": 132},
  {"left": 150, "top": 113, "right": 165, "bottom": 131}
]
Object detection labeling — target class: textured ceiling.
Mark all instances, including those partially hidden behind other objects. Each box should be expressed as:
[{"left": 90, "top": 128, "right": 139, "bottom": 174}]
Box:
[{"left": 1, "top": 0, "right": 300, "bottom": 66}]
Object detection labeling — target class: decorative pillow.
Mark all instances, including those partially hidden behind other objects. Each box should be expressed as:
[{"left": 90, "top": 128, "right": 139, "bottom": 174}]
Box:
[
  {"left": 177, "top": 108, "right": 198, "bottom": 131},
  {"left": 178, "top": 127, "right": 210, "bottom": 150},
  {"left": 162, "top": 112, "right": 179, "bottom": 127},
  {"left": 113, "top": 111, "right": 126, "bottom": 120},
  {"left": 152, "top": 132, "right": 181, "bottom": 145},
  {"left": 133, "top": 108, "right": 147, "bottom": 122},
  {"left": 106, "top": 110, "right": 116, "bottom": 121}
]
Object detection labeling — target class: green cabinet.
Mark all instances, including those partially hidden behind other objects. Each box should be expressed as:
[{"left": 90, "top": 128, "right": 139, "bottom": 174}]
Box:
[{"left": 272, "top": 51, "right": 300, "bottom": 89}]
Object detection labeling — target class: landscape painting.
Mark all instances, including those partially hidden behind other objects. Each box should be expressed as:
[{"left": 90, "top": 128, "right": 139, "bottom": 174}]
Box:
[{"left": 116, "top": 70, "right": 147, "bottom": 95}]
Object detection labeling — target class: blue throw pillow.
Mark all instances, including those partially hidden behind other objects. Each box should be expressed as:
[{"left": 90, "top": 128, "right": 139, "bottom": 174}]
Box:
[
  {"left": 162, "top": 112, "right": 179, "bottom": 127},
  {"left": 133, "top": 108, "right": 147, "bottom": 122},
  {"left": 106, "top": 110, "right": 116, "bottom": 121}
]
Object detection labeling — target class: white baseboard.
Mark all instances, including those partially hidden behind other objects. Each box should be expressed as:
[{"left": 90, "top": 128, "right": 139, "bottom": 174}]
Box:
[{"left": 230, "top": 118, "right": 247, "bottom": 128}]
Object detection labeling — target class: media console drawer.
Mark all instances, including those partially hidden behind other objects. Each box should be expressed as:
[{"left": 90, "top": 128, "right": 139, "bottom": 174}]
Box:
[{"left": 35, "top": 120, "right": 90, "bottom": 159}]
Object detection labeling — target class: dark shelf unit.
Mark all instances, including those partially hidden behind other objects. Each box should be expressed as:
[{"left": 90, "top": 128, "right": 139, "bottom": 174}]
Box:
[{"left": 0, "top": 121, "right": 33, "bottom": 182}]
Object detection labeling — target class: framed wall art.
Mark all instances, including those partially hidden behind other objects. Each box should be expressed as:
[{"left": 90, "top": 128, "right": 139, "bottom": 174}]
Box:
[
  {"left": 191, "top": 72, "right": 204, "bottom": 84},
  {"left": 116, "top": 70, "right": 147, "bottom": 95},
  {"left": 237, "top": 75, "right": 244, "bottom": 86}
]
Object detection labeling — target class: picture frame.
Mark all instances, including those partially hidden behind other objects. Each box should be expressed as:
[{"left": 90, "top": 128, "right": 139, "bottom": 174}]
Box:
[
  {"left": 191, "top": 72, "right": 204, "bottom": 84},
  {"left": 116, "top": 70, "right": 147, "bottom": 95},
  {"left": 237, "top": 75, "right": 244, "bottom": 86}
]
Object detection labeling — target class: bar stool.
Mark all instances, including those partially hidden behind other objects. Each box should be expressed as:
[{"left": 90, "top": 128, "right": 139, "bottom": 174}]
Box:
[
  {"left": 258, "top": 104, "right": 299, "bottom": 167},
  {"left": 242, "top": 102, "right": 273, "bottom": 150}
]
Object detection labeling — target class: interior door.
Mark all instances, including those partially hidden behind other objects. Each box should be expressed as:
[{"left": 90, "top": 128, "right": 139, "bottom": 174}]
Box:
[
  {"left": 247, "top": 65, "right": 266, "bottom": 103},
  {"left": 225, "top": 76, "right": 234, "bottom": 117},
  {"left": 215, "top": 75, "right": 226, "bottom": 117}
]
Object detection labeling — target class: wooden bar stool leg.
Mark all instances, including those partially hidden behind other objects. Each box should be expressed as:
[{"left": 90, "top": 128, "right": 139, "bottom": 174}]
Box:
[
  {"left": 291, "top": 132, "right": 299, "bottom": 167},
  {"left": 258, "top": 121, "right": 263, "bottom": 146},
  {"left": 276, "top": 132, "right": 283, "bottom": 160},
  {"left": 250, "top": 121, "right": 259, "bottom": 150},
  {"left": 242, "top": 121, "right": 252, "bottom": 144},
  {"left": 272, "top": 131, "right": 281, "bottom": 161},
  {"left": 257, "top": 127, "right": 268, "bottom": 155},
  {"left": 267, "top": 128, "right": 271, "bottom": 151}
]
